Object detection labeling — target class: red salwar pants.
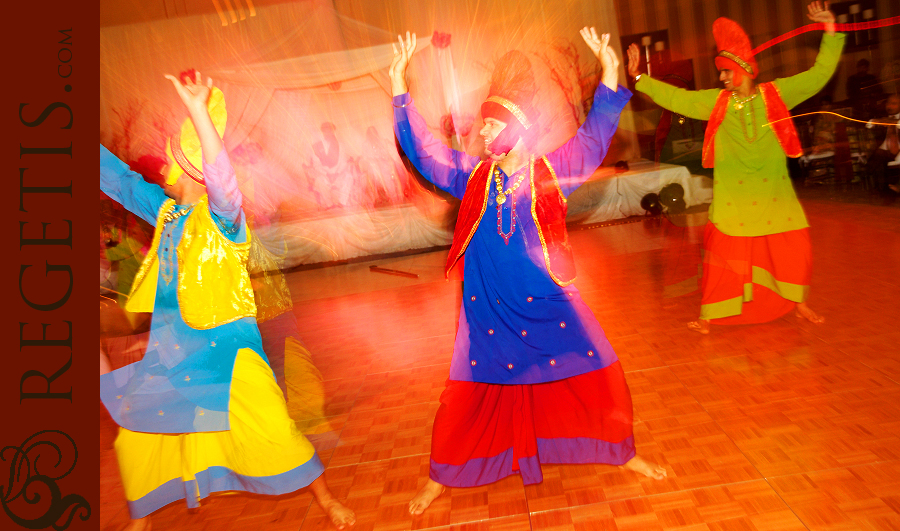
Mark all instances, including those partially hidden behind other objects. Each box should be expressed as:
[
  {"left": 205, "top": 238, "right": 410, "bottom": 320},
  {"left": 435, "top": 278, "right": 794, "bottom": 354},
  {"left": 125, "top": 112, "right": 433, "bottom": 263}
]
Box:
[
  {"left": 429, "top": 362, "right": 635, "bottom": 487},
  {"left": 700, "top": 222, "right": 812, "bottom": 324}
]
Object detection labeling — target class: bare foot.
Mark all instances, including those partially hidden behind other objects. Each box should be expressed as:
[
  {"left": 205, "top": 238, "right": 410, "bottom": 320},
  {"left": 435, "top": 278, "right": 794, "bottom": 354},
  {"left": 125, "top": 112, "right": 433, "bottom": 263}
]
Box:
[
  {"left": 308, "top": 476, "right": 355, "bottom": 529},
  {"left": 620, "top": 455, "right": 667, "bottom": 480},
  {"left": 408, "top": 478, "right": 445, "bottom": 515},
  {"left": 687, "top": 319, "right": 710, "bottom": 334},
  {"left": 795, "top": 302, "right": 824, "bottom": 324},
  {"left": 123, "top": 518, "right": 150, "bottom": 531},
  {"left": 320, "top": 498, "right": 356, "bottom": 529}
]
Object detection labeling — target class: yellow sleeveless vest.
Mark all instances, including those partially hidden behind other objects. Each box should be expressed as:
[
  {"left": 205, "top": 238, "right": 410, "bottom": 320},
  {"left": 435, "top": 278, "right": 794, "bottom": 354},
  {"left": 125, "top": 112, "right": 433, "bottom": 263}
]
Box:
[
  {"left": 125, "top": 195, "right": 257, "bottom": 329},
  {"left": 246, "top": 234, "right": 293, "bottom": 324}
]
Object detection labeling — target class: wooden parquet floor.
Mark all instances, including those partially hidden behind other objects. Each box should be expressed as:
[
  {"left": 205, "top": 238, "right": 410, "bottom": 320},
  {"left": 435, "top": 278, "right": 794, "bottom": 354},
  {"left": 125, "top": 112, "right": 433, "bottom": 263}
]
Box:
[{"left": 100, "top": 189, "right": 900, "bottom": 530}]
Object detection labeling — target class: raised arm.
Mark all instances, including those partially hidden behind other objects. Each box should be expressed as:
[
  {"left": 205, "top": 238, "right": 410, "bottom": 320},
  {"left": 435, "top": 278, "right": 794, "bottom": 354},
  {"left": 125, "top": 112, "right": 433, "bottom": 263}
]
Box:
[
  {"left": 545, "top": 31, "right": 630, "bottom": 196},
  {"left": 100, "top": 144, "right": 168, "bottom": 226},
  {"left": 166, "top": 72, "right": 245, "bottom": 236},
  {"left": 546, "top": 83, "right": 631, "bottom": 196},
  {"left": 580, "top": 28, "right": 619, "bottom": 92},
  {"left": 390, "top": 32, "right": 477, "bottom": 199},
  {"left": 628, "top": 44, "right": 719, "bottom": 121},
  {"left": 774, "top": 1, "right": 844, "bottom": 110},
  {"left": 635, "top": 75, "right": 720, "bottom": 121}
]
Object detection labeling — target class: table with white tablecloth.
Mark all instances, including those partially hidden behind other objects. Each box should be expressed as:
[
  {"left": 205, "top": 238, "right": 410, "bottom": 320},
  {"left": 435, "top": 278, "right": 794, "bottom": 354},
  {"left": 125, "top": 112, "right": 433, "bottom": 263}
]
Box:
[
  {"left": 566, "top": 161, "right": 712, "bottom": 224},
  {"left": 264, "top": 161, "right": 711, "bottom": 267}
]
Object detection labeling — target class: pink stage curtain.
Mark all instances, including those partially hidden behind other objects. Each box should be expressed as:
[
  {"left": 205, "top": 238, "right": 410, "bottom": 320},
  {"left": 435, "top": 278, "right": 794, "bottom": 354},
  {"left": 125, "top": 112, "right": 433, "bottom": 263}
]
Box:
[{"left": 100, "top": 0, "right": 634, "bottom": 264}]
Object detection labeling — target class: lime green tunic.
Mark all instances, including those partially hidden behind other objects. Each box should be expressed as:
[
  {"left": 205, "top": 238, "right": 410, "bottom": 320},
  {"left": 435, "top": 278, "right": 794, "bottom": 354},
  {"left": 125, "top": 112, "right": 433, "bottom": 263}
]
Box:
[{"left": 636, "top": 33, "right": 845, "bottom": 237}]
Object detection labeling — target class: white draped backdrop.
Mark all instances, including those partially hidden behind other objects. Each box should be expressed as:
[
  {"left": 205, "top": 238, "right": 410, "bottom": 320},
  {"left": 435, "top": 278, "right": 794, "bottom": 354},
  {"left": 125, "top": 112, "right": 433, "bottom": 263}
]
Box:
[{"left": 101, "top": 0, "right": 690, "bottom": 266}]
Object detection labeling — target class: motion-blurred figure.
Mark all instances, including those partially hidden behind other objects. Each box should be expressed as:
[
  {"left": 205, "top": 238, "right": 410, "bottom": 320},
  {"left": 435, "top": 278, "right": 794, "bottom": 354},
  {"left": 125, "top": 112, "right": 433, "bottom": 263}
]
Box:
[
  {"left": 628, "top": 1, "right": 840, "bottom": 333},
  {"left": 99, "top": 71, "right": 354, "bottom": 530}
]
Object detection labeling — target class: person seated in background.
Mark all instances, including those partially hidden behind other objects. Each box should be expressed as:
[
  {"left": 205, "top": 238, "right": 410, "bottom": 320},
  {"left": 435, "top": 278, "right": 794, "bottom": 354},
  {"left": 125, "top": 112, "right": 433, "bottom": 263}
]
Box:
[
  {"left": 847, "top": 58, "right": 882, "bottom": 120},
  {"left": 865, "top": 93, "right": 900, "bottom": 194},
  {"left": 810, "top": 97, "right": 837, "bottom": 155}
]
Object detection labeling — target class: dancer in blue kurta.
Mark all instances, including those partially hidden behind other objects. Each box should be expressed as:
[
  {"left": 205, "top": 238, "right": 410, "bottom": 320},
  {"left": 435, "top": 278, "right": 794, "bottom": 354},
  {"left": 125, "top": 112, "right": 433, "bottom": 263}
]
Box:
[
  {"left": 389, "top": 30, "right": 667, "bottom": 515},
  {"left": 99, "top": 71, "right": 354, "bottom": 530}
]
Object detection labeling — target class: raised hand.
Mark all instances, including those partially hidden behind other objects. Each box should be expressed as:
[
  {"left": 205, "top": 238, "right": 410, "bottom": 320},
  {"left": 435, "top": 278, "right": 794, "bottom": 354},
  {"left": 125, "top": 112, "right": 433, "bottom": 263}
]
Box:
[
  {"left": 163, "top": 70, "right": 223, "bottom": 164},
  {"left": 389, "top": 31, "right": 417, "bottom": 97},
  {"left": 626, "top": 43, "right": 642, "bottom": 79},
  {"left": 579, "top": 27, "right": 605, "bottom": 61},
  {"left": 806, "top": 1, "right": 835, "bottom": 35},
  {"left": 164, "top": 70, "right": 212, "bottom": 113},
  {"left": 581, "top": 28, "right": 620, "bottom": 91},
  {"left": 603, "top": 40, "right": 620, "bottom": 74}
]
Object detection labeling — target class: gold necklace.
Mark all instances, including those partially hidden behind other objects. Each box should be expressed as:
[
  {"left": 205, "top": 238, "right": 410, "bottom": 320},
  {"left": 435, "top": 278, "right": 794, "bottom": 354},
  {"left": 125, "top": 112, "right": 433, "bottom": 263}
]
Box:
[
  {"left": 162, "top": 204, "right": 194, "bottom": 224},
  {"left": 732, "top": 89, "right": 758, "bottom": 111},
  {"left": 494, "top": 167, "right": 526, "bottom": 205},
  {"left": 494, "top": 165, "right": 528, "bottom": 245},
  {"left": 497, "top": 190, "right": 517, "bottom": 244}
]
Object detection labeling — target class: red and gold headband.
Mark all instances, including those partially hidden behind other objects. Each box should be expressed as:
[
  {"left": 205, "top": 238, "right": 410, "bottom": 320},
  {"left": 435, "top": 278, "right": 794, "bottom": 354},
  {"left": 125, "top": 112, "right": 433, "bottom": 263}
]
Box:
[
  {"left": 485, "top": 96, "right": 533, "bottom": 130},
  {"left": 716, "top": 50, "right": 754, "bottom": 75}
]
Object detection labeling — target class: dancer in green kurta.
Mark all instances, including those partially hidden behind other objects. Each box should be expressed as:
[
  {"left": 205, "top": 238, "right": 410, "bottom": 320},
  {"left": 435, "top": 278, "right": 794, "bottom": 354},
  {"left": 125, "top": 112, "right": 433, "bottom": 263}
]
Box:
[{"left": 627, "top": 1, "right": 841, "bottom": 333}]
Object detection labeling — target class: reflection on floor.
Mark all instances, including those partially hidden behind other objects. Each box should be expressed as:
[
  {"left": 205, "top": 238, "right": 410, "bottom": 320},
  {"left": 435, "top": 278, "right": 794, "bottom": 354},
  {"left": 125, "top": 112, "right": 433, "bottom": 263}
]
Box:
[{"left": 100, "top": 187, "right": 900, "bottom": 530}]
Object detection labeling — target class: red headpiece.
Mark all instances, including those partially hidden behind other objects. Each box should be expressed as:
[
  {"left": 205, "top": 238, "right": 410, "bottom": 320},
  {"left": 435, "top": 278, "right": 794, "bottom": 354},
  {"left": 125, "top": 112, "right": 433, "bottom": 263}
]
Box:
[
  {"left": 713, "top": 18, "right": 758, "bottom": 86},
  {"left": 480, "top": 50, "right": 540, "bottom": 155}
]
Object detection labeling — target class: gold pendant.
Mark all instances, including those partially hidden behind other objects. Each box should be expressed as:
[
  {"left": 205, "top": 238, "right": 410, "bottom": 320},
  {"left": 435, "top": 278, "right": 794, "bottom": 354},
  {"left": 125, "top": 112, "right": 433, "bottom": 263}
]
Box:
[
  {"left": 734, "top": 102, "right": 743, "bottom": 111},
  {"left": 496, "top": 193, "right": 507, "bottom": 205}
]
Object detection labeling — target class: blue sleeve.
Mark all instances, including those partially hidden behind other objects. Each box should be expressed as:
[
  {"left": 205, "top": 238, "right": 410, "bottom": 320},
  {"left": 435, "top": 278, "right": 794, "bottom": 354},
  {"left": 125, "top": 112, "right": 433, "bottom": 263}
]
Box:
[
  {"left": 393, "top": 93, "right": 480, "bottom": 200},
  {"left": 546, "top": 84, "right": 632, "bottom": 197},
  {"left": 100, "top": 144, "right": 167, "bottom": 226}
]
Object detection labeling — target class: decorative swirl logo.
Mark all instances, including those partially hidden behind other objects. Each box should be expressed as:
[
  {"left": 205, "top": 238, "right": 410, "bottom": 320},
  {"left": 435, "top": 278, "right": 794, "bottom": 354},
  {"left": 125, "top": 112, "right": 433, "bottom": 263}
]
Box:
[{"left": 1, "top": 430, "right": 91, "bottom": 529}]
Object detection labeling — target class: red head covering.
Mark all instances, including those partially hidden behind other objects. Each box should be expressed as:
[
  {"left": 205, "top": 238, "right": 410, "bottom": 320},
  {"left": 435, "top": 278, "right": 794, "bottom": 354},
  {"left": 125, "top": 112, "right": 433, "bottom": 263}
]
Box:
[
  {"left": 480, "top": 50, "right": 540, "bottom": 155},
  {"left": 712, "top": 18, "right": 758, "bottom": 86}
]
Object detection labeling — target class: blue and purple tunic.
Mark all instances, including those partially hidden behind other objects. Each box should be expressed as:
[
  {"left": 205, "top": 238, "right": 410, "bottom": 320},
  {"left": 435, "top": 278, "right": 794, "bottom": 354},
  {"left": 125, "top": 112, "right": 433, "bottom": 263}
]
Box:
[
  {"left": 394, "top": 83, "right": 637, "bottom": 486},
  {"left": 393, "top": 83, "right": 631, "bottom": 386}
]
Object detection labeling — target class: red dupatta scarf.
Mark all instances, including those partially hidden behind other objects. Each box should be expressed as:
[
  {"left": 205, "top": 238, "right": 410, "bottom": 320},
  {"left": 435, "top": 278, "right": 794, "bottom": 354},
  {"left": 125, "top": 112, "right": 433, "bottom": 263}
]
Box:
[{"left": 445, "top": 156, "right": 576, "bottom": 287}]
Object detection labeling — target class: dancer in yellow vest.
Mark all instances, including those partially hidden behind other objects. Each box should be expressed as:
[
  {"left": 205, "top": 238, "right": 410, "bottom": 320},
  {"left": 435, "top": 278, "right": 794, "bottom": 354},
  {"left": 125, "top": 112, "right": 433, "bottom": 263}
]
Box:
[
  {"left": 100, "top": 71, "right": 354, "bottom": 530},
  {"left": 628, "top": 1, "right": 840, "bottom": 333}
]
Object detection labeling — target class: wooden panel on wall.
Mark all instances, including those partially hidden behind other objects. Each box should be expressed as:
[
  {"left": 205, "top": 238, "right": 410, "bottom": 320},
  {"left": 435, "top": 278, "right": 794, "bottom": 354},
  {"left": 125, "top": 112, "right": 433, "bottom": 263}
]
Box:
[{"left": 613, "top": 0, "right": 900, "bottom": 101}]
